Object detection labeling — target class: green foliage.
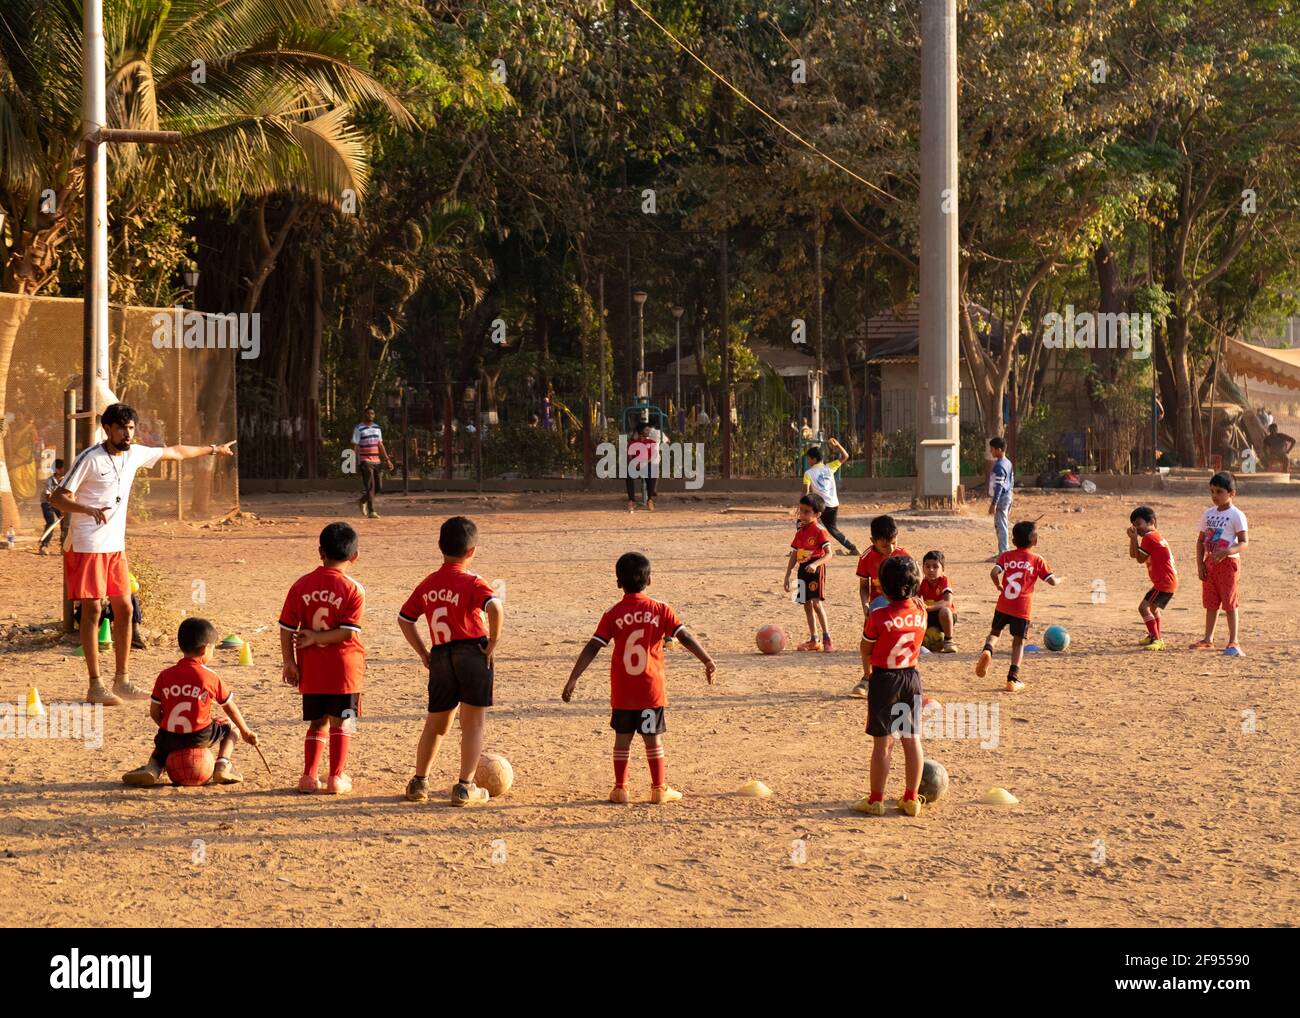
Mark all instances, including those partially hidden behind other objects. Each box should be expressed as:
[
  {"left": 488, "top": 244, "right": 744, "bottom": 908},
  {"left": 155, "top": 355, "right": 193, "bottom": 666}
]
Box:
[{"left": 482, "top": 420, "right": 578, "bottom": 477}]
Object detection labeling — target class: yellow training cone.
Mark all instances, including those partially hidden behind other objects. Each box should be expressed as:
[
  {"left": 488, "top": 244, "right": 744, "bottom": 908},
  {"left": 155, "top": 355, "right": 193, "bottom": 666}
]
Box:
[
  {"left": 981, "top": 787, "right": 1019, "bottom": 805},
  {"left": 238, "top": 641, "right": 253, "bottom": 667},
  {"left": 738, "top": 779, "right": 772, "bottom": 798},
  {"left": 26, "top": 687, "right": 45, "bottom": 716}
]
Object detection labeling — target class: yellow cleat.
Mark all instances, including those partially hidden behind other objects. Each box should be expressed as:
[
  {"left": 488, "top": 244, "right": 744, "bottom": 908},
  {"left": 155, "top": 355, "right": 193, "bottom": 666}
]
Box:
[
  {"left": 609, "top": 786, "right": 630, "bottom": 804},
  {"left": 896, "top": 796, "right": 923, "bottom": 817},
  {"left": 852, "top": 796, "right": 886, "bottom": 816},
  {"left": 1143, "top": 639, "right": 1166, "bottom": 651},
  {"left": 649, "top": 785, "right": 683, "bottom": 804},
  {"left": 975, "top": 650, "right": 992, "bottom": 678}
]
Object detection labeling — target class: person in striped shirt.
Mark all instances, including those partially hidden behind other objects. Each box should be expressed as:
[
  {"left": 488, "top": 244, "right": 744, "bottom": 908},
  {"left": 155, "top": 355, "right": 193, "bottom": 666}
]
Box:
[
  {"left": 351, "top": 407, "right": 394, "bottom": 519},
  {"left": 38, "top": 458, "right": 66, "bottom": 554}
]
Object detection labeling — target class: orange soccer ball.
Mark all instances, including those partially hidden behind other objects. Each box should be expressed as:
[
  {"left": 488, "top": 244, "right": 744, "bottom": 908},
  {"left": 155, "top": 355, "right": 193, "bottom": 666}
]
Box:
[
  {"left": 755, "top": 624, "right": 787, "bottom": 655},
  {"left": 165, "top": 748, "right": 215, "bottom": 786}
]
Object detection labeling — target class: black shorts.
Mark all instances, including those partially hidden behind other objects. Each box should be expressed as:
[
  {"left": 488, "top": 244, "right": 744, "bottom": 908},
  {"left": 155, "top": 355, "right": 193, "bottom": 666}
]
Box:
[
  {"left": 610, "top": 707, "right": 667, "bottom": 735},
  {"left": 302, "top": 693, "right": 362, "bottom": 722},
  {"left": 1142, "top": 588, "right": 1175, "bottom": 610},
  {"left": 865, "top": 667, "right": 924, "bottom": 738},
  {"left": 926, "top": 607, "right": 955, "bottom": 629},
  {"left": 990, "top": 610, "right": 1030, "bottom": 639},
  {"left": 151, "top": 721, "right": 230, "bottom": 761},
  {"left": 796, "top": 562, "right": 825, "bottom": 603},
  {"left": 427, "top": 638, "right": 494, "bottom": 713}
]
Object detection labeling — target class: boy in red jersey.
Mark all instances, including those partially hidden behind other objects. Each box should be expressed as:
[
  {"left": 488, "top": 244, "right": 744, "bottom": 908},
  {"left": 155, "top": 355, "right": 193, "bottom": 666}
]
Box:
[
  {"left": 122, "top": 617, "right": 258, "bottom": 786},
  {"left": 784, "top": 492, "right": 833, "bottom": 652},
  {"left": 852, "top": 555, "right": 927, "bottom": 817},
  {"left": 975, "top": 520, "right": 1060, "bottom": 692},
  {"left": 1127, "top": 505, "right": 1178, "bottom": 651},
  {"left": 562, "top": 552, "right": 715, "bottom": 804},
  {"left": 399, "top": 516, "right": 504, "bottom": 806},
  {"left": 919, "top": 550, "right": 957, "bottom": 653},
  {"left": 850, "top": 515, "right": 913, "bottom": 696},
  {"left": 279, "top": 522, "right": 366, "bottom": 795}
]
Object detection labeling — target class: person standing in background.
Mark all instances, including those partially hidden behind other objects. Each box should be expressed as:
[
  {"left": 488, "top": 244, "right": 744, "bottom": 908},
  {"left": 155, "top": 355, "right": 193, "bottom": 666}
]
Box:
[
  {"left": 802, "top": 438, "right": 859, "bottom": 555},
  {"left": 988, "top": 436, "right": 1014, "bottom": 557},
  {"left": 351, "top": 407, "right": 394, "bottom": 520}
]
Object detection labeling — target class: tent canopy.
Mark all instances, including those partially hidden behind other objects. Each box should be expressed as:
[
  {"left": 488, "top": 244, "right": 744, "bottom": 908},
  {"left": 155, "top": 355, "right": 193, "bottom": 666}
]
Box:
[{"left": 1224, "top": 338, "right": 1300, "bottom": 392}]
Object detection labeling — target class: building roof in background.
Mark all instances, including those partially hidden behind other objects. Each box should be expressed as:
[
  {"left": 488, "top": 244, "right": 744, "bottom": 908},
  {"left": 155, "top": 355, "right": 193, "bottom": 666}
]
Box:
[{"left": 862, "top": 301, "right": 1011, "bottom": 364}]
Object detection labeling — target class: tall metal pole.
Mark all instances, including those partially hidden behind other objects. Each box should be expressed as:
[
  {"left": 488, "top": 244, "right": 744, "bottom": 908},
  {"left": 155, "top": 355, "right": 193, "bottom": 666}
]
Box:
[
  {"left": 598, "top": 271, "right": 607, "bottom": 425},
  {"left": 82, "top": 0, "right": 111, "bottom": 449},
  {"left": 814, "top": 217, "right": 824, "bottom": 440},
  {"left": 917, "top": 0, "right": 960, "bottom": 506},
  {"left": 721, "top": 229, "right": 731, "bottom": 480}
]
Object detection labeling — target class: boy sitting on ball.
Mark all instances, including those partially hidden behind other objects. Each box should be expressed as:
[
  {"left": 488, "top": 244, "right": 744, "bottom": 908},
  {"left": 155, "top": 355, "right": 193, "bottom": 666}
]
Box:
[
  {"left": 853, "top": 555, "right": 927, "bottom": 817},
  {"left": 562, "top": 552, "right": 715, "bottom": 804},
  {"left": 976, "top": 521, "right": 1060, "bottom": 692},
  {"left": 919, "top": 550, "right": 957, "bottom": 653},
  {"left": 122, "top": 617, "right": 258, "bottom": 786}
]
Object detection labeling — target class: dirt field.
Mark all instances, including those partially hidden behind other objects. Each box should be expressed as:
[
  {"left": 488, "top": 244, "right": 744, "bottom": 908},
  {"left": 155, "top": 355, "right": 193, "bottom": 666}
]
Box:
[{"left": 1, "top": 487, "right": 1295, "bottom": 928}]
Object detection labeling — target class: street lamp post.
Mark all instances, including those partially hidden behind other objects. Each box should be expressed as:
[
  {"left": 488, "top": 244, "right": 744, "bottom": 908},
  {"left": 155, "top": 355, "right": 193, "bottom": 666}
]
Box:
[
  {"left": 633, "top": 291, "right": 648, "bottom": 387},
  {"left": 672, "top": 306, "right": 684, "bottom": 415}
]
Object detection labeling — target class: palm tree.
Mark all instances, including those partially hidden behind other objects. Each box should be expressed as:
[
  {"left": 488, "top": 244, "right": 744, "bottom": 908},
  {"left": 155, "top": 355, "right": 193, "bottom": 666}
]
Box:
[{"left": 0, "top": 0, "right": 410, "bottom": 527}]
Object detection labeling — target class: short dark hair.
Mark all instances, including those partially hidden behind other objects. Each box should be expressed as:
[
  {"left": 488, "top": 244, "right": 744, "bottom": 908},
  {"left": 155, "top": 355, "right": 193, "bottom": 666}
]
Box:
[
  {"left": 615, "top": 551, "right": 651, "bottom": 592},
  {"left": 439, "top": 516, "right": 478, "bottom": 557},
  {"left": 1011, "top": 520, "right": 1037, "bottom": 548},
  {"left": 178, "top": 617, "right": 218, "bottom": 655},
  {"left": 320, "top": 521, "right": 358, "bottom": 561},
  {"left": 101, "top": 403, "right": 137, "bottom": 428},
  {"left": 54, "top": 458, "right": 65, "bottom": 469},
  {"left": 870, "top": 515, "right": 898, "bottom": 541},
  {"left": 922, "top": 549, "right": 945, "bottom": 566},
  {"left": 1209, "top": 471, "right": 1236, "bottom": 493},
  {"left": 800, "top": 492, "right": 825, "bottom": 514},
  {"left": 989, "top": 436, "right": 1006, "bottom": 451},
  {"left": 1269, "top": 423, "right": 1278, "bottom": 432},
  {"left": 806, "top": 446, "right": 823, "bottom": 463},
  {"left": 879, "top": 554, "right": 920, "bottom": 601},
  {"left": 1130, "top": 505, "right": 1156, "bottom": 525}
]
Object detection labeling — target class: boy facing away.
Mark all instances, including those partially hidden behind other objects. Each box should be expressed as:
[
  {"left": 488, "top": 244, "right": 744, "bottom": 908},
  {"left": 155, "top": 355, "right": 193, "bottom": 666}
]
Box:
[
  {"left": 976, "top": 520, "right": 1060, "bottom": 692},
  {"left": 399, "top": 516, "right": 504, "bottom": 806},
  {"left": 563, "top": 552, "right": 715, "bottom": 804},
  {"left": 1127, "top": 506, "right": 1177, "bottom": 651},
  {"left": 785, "top": 492, "right": 833, "bottom": 652},
  {"left": 853, "top": 555, "right": 927, "bottom": 817},
  {"left": 279, "top": 522, "right": 366, "bottom": 795},
  {"left": 1191, "top": 471, "right": 1248, "bottom": 657},
  {"left": 122, "top": 617, "right": 258, "bottom": 786},
  {"left": 850, "top": 515, "right": 913, "bottom": 697}
]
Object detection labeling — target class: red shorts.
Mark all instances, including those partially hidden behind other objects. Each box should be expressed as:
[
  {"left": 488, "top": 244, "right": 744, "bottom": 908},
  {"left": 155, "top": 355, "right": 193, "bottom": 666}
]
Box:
[
  {"left": 1201, "top": 556, "right": 1240, "bottom": 611},
  {"left": 64, "top": 550, "right": 130, "bottom": 600}
]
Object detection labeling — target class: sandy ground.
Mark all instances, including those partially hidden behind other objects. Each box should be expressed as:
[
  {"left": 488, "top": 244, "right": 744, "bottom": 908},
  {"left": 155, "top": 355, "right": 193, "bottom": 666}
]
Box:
[{"left": 0, "top": 487, "right": 1295, "bottom": 928}]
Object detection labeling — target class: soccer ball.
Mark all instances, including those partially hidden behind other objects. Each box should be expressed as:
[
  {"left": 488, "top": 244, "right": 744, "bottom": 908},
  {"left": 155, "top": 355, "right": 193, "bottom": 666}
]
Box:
[
  {"left": 919, "top": 759, "right": 949, "bottom": 803},
  {"left": 755, "top": 624, "right": 787, "bottom": 655},
  {"left": 475, "top": 752, "right": 514, "bottom": 798},
  {"left": 1043, "top": 625, "right": 1070, "bottom": 652},
  {"left": 923, "top": 626, "right": 945, "bottom": 651},
  {"left": 165, "top": 748, "right": 215, "bottom": 786}
]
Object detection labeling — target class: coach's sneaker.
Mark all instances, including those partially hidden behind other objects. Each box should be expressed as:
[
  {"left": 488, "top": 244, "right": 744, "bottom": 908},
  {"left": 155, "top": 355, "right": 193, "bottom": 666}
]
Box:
[
  {"left": 1143, "top": 639, "right": 1166, "bottom": 651},
  {"left": 211, "top": 759, "right": 243, "bottom": 784},
  {"left": 849, "top": 678, "right": 869, "bottom": 698},
  {"left": 356, "top": 496, "right": 368, "bottom": 518},
  {"left": 1005, "top": 679, "right": 1025, "bottom": 693},
  {"left": 122, "top": 761, "right": 164, "bottom": 787},
  {"left": 297, "top": 773, "right": 323, "bottom": 794},
  {"left": 1188, "top": 639, "right": 1216, "bottom": 651},
  {"left": 112, "top": 675, "right": 150, "bottom": 701},
  {"left": 896, "top": 795, "right": 923, "bottom": 818},
  {"left": 326, "top": 773, "right": 353, "bottom": 795},
  {"left": 649, "top": 785, "right": 682, "bottom": 804},
  {"left": 86, "top": 680, "right": 123, "bottom": 707},
  {"left": 452, "top": 780, "right": 489, "bottom": 806},
  {"left": 627, "top": 500, "right": 636, "bottom": 513},
  {"left": 821, "top": 635, "right": 834, "bottom": 653},
  {"left": 852, "top": 796, "right": 886, "bottom": 816},
  {"left": 609, "top": 786, "right": 630, "bottom": 804},
  {"left": 975, "top": 649, "right": 992, "bottom": 678},
  {"left": 367, "top": 510, "right": 381, "bottom": 519},
  {"left": 940, "top": 639, "right": 958, "bottom": 654},
  {"left": 1223, "top": 643, "right": 1245, "bottom": 658},
  {"left": 404, "top": 775, "right": 429, "bottom": 802}
]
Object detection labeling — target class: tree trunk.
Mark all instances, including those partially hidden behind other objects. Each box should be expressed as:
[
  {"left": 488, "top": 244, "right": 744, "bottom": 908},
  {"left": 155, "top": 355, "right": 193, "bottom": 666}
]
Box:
[
  {"left": 1168, "top": 308, "right": 1197, "bottom": 465},
  {"left": 0, "top": 294, "right": 34, "bottom": 529}
]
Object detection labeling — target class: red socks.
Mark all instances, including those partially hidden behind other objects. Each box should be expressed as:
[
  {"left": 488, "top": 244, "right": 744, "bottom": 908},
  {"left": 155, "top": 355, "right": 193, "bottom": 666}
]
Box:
[
  {"left": 613, "top": 746, "right": 631, "bottom": 788},
  {"left": 646, "top": 743, "right": 666, "bottom": 787},
  {"left": 329, "top": 726, "right": 350, "bottom": 777},
  {"left": 304, "top": 730, "right": 327, "bottom": 777},
  {"left": 1143, "top": 615, "right": 1159, "bottom": 639}
]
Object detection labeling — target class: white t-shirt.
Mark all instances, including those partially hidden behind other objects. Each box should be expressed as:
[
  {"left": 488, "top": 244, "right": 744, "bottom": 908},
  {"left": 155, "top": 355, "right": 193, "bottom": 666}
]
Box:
[
  {"left": 1200, "top": 504, "right": 1248, "bottom": 560},
  {"left": 60, "top": 442, "right": 165, "bottom": 553},
  {"left": 804, "top": 460, "right": 842, "bottom": 508}
]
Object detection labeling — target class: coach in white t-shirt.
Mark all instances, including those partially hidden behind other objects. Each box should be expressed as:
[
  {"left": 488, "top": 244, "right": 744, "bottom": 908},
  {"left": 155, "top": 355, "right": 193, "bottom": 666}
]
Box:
[{"left": 50, "top": 403, "right": 235, "bottom": 706}]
